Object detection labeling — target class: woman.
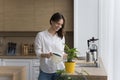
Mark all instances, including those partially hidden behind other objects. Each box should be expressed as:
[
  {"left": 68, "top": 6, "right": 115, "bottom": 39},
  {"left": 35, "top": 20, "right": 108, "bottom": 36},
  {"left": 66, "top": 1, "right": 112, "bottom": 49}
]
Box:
[{"left": 34, "top": 12, "right": 66, "bottom": 80}]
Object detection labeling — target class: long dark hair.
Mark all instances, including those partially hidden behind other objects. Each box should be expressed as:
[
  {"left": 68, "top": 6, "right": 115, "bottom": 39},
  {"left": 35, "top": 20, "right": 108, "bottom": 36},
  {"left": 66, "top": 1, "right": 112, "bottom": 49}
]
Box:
[{"left": 50, "top": 12, "right": 65, "bottom": 39}]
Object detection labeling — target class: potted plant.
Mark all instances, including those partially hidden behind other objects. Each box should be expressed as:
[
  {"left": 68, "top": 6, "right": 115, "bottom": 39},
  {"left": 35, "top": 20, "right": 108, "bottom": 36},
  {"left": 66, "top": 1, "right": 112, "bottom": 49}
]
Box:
[{"left": 64, "top": 44, "right": 78, "bottom": 74}]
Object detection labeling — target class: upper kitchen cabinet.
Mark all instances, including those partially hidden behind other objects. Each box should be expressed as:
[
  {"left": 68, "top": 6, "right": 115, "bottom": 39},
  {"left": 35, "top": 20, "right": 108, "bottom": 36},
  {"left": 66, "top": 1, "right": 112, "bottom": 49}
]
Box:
[
  {"left": 0, "top": 0, "right": 73, "bottom": 31},
  {"left": 54, "top": 0, "right": 73, "bottom": 31},
  {"left": 3, "top": 0, "right": 35, "bottom": 31},
  {"left": 34, "top": 0, "right": 73, "bottom": 31},
  {"left": 0, "top": 0, "right": 4, "bottom": 31},
  {"left": 34, "top": 0, "right": 54, "bottom": 31}
]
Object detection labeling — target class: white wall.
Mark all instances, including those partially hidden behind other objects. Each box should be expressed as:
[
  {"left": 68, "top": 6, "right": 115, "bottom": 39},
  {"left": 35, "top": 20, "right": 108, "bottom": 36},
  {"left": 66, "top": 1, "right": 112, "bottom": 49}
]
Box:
[
  {"left": 99, "top": 0, "right": 120, "bottom": 80},
  {"left": 74, "top": 0, "right": 120, "bottom": 80},
  {"left": 114, "top": 0, "right": 120, "bottom": 80},
  {"left": 74, "top": 0, "right": 99, "bottom": 56},
  {"left": 99, "top": 0, "right": 114, "bottom": 80}
]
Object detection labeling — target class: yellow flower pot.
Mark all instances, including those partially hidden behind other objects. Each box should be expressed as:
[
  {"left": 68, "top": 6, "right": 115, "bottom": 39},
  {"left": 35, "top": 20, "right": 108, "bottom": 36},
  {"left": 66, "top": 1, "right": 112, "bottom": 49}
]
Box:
[{"left": 64, "top": 62, "right": 76, "bottom": 74}]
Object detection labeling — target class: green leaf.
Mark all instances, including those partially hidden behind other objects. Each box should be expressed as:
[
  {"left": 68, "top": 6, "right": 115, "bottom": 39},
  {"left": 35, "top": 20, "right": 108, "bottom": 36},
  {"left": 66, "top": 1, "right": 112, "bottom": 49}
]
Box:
[{"left": 65, "top": 44, "right": 78, "bottom": 62}]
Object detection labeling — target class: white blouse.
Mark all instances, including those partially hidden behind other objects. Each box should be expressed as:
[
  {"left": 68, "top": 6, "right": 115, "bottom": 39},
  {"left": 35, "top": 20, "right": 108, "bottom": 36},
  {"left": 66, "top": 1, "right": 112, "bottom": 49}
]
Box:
[{"left": 34, "top": 30, "right": 65, "bottom": 73}]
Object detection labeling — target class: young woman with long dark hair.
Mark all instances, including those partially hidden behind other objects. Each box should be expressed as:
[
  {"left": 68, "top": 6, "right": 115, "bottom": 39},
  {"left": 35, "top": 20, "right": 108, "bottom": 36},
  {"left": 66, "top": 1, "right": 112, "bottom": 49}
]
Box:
[{"left": 35, "top": 12, "right": 66, "bottom": 80}]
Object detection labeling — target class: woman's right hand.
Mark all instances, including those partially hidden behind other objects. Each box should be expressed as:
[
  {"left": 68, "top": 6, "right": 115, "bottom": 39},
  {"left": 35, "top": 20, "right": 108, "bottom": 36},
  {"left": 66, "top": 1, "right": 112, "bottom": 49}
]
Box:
[
  {"left": 46, "top": 52, "right": 53, "bottom": 58},
  {"left": 41, "top": 52, "right": 53, "bottom": 58}
]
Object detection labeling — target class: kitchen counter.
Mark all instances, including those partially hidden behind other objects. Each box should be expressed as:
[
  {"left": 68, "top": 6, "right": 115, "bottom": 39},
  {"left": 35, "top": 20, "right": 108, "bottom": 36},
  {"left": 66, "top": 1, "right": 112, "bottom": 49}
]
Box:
[
  {"left": 66, "top": 59, "right": 107, "bottom": 80},
  {"left": 0, "top": 56, "right": 107, "bottom": 80},
  {"left": 0, "top": 55, "right": 37, "bottom": 59}
]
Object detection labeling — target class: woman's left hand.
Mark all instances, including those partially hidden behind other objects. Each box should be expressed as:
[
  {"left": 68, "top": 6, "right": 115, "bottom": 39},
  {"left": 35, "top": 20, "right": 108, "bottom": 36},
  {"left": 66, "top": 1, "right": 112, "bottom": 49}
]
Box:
[{"left": 63, "top": 53, "right": 68, "bottom": 60}]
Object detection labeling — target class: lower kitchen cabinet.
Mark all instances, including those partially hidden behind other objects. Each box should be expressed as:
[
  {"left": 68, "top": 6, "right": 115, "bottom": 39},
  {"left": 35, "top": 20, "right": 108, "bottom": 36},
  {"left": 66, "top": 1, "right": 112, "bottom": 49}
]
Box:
[
  {"left": 0, "top": 59, "right": 107, "bottom": 80},
  {"left": 0, "top": 59, "right": 40, "bottom": 80},
  {"left": 32, "top": 66, "right": 40, "bottom": 80},
  {"left": 32, "top": 59, "right": 40, "bottom": 80}
]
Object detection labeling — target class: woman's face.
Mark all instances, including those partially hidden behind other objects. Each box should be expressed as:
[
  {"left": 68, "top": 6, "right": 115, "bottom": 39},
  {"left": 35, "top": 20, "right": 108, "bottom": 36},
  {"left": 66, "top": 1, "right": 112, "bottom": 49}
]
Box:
[{"left": 51, "top": 19, "right": 64, "bottom": 31}]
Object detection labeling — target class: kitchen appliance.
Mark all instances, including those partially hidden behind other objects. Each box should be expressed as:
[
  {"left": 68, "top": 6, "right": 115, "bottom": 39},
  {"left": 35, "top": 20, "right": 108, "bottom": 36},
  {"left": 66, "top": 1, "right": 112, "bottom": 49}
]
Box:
[{"left": 86, "top": 37, "right": 99, "bottom": 67}]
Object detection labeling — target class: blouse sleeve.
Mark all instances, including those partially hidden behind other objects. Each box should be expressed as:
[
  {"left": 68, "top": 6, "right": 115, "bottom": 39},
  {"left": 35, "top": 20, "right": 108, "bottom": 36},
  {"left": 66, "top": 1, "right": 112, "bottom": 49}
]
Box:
[
  {"left": 62, "top": 36, "right": 65, "bottom": 54},
  {"left": 34, "top": 33, "right": 42, "bottom": 58}
]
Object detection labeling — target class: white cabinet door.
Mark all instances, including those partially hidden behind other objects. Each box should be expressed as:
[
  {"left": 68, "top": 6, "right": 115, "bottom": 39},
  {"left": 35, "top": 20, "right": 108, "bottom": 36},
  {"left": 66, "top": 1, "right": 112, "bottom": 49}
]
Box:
[
  {"left": 2, "top": 59, "right": 32, "bottom": 80},
  {"left": 32, "top": 67, "right": 39, "bottom": 80},
  {"left": 32, "top": 59, "right": 40, "bottom": 80}
]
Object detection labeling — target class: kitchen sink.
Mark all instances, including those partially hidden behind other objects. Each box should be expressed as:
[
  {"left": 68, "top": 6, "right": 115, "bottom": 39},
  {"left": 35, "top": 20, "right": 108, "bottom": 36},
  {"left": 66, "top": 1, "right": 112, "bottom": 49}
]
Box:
[
  {"left": 75, "top": 57, "right": 99, "bottom": 67},
  {"left": 76, "top": 63, "right": 97, "bottom": 67}
]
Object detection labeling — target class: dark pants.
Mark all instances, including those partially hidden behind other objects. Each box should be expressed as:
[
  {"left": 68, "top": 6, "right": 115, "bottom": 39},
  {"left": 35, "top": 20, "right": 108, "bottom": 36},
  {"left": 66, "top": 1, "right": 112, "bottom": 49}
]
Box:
[{"left": 38, "top": 70, "right": 59, "bottom": 80}]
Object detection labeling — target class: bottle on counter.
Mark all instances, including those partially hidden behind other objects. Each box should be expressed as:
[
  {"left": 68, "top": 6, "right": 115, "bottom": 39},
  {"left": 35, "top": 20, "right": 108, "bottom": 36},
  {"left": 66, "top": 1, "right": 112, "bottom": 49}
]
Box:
[
  {"left": 86, "top": 51, "right": 90, "bottom": 62},
  {"left": 0, "top": 37, "right": 3, "bottom": 55},
  {"left": 22, "top": 44, "right": 28, "bottom": 56}
]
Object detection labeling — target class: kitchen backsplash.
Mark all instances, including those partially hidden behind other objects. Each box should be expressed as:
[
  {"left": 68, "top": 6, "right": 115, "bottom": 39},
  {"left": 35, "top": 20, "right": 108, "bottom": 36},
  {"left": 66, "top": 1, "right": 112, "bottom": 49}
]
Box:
[
  {"left": 0, "top": 36, "right": 35, "bottom": 56},
  {"left": 0, "top": 31, "right": 73, "bottom": 56}
]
